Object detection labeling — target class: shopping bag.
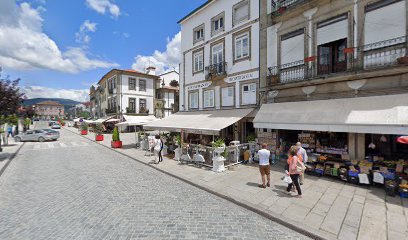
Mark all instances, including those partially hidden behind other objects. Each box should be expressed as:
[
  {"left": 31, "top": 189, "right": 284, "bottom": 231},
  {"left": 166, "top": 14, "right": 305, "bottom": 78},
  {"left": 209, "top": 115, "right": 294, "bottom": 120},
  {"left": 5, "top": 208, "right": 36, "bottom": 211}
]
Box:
[{"left": 283, "top": 175, "right": 292, "bottom": 184}]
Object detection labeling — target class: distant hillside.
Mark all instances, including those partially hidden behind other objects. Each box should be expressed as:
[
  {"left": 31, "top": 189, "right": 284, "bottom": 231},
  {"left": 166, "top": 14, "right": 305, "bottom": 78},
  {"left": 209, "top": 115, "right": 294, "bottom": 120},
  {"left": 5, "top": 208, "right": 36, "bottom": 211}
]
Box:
[{"left": 23, "top": 98, "right": 81, "bottom": 108}]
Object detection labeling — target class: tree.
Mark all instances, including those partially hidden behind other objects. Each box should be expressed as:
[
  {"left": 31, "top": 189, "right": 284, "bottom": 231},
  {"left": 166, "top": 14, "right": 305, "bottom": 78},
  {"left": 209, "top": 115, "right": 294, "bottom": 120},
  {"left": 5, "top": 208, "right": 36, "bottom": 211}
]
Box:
[
  {"left": 169, "top": 80, "right": 179, "bottom": 88},
  {"left": 0, "top": 68, "right": 25, "bottom": 116}
]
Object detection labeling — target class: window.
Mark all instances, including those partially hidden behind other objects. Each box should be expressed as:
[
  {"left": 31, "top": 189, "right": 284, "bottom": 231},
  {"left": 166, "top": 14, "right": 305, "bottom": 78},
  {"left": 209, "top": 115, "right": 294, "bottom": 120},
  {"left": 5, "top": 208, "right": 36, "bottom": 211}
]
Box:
[
  {"left": 139, "top": 98, "right": 147, "bottom": 112},
  {"left": 221, "top": 87, "right": 234, "bottom": 107},
  {"left": 211, "top": 43, "right": 224, "bottom": 64},
  {"left": 129, "top": 78, "right": 136, "bottom": 90},
  {"left": 234, "top": 32, "right": 250, "bottom": 61},
  {"left": 318, "top": 38, "right": 347, "bottom": 75},
  {"left": 211, "top": 13, "right": 225, "bottom": 36},
  {"left": 203, "top": 90, "right": 214, "bottom": 108},
  {"left": 193, "top": 51, "right": 204, "bottom": 73},
  {"left": 129, "top": 98, "right": 136, "bottom": 112},
  {"left": 242, "top": 83, "right": 256, "bottom": 105},
  {"left": 233, "top": 0, "right": 249, "bottom": 25},
  {"left": 189, "top": 92, "right": 199, "bottom": 109},
  {"left": 193, "top": 25, "right": 204, "bottom": 43},
  {"left": 139, "top": 79, "right": 146, "bottom": 92}
]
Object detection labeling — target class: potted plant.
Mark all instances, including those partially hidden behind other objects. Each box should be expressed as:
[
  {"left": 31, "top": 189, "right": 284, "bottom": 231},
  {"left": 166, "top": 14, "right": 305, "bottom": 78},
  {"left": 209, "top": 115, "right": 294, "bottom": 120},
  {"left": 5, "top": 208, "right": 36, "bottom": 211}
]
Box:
[
  {"left": 212, "top": 138, "right": 226, "bottom": 154},
  {"left": 111, "top": 126, "right": 122, "bottom": 148},
  {"left": 94, "top": 123, "right": 104, "bottom": 141},
  {"left": 23, "top": 117, "right": 31, "bottom": 132},
  {"left": 80, "top": 123, "right": 88, "bottom": 135},
  {"left": 174, "top": 134, "right": 181, "bottom": 146},
  {"left": 59, "top": 118, "right": 65, "bottom": 126}
]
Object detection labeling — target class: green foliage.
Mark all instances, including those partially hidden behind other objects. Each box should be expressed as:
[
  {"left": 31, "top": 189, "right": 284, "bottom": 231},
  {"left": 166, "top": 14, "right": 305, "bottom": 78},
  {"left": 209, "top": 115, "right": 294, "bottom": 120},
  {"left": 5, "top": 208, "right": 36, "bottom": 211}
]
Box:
[
  {"left": 174, "top": 134, "right": 181, "bottom": 145},
  {"left": 59, "top": 118, "right": 65, "bottom": 125},
  {"left": 0, "top": 115, "right": 18, "bottom": 126},
  {"left": 211, "top": 138, "right": 225, "bottom": 148},
  {"left": 112, "top": 126, "right": 120, "bottom": 142},
  {"left": 80, "top": 122, "right": 88, "bottom": 131},
  {"left": 23, "top": 117, "right": 31, "bottom": 127},
  {"left": 94, "top": 123, "right": 104, "bottom": 135},
  {"left": 247, "top": 134, "right": 256, "bottom": 142}
]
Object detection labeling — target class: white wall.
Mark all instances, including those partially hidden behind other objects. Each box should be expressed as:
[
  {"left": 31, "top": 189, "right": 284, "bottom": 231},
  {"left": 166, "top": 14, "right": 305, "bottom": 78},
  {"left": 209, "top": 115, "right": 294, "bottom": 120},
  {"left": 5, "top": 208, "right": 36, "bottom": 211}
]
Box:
[
  {"left": 281, "top": 33, "right": 304, "bottom": 65},
  {"left": 180, "top": 0, "right": 259, "bottom": 110},
  {"left": 160, "top": 71, "right": 179, "bottom": 87}
]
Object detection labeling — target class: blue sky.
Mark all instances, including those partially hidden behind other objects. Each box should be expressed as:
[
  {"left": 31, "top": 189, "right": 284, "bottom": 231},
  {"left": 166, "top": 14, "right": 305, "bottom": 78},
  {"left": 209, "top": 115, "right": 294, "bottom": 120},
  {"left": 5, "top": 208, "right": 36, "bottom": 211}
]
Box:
[{"left": 0, "top": 0, "right": 205, "bottom": 101}]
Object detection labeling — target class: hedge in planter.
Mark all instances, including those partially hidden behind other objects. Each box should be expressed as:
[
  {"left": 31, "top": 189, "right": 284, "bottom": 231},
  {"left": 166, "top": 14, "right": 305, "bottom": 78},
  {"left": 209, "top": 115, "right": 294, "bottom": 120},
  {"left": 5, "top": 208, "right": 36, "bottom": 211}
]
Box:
[
  {"left": 80, "top": 123, "right": 89, "bottom": 135},
  {"left": 111, "top": 126, "right": 122, "bottom": 148},
  {"left": 94, "top": 123, "right": 104, "bottom": 141}
]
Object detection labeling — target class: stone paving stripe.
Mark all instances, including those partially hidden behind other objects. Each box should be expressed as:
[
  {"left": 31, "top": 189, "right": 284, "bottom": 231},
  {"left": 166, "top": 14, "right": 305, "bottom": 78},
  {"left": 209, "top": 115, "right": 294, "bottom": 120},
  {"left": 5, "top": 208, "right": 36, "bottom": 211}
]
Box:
[{"left": 0, "top": 142, "right": 25, "bottom": 177}]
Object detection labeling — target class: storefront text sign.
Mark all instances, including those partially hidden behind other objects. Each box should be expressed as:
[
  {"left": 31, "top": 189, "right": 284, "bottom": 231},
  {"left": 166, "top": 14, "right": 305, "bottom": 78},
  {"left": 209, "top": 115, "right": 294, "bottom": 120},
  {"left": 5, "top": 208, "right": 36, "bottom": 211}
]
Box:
[
  {"left": 186, "top": 81, "right": 211, "bottom": 91},
  {"left": 225, "top": 71, "right": 259, "bottom": 83}
]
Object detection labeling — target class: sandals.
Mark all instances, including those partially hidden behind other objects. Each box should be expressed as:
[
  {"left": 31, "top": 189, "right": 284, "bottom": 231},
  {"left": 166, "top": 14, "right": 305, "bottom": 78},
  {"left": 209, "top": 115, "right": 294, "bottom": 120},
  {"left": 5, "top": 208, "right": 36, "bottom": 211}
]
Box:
[{"left": 258, "top": 184, "right": 266, "bottom": 188}]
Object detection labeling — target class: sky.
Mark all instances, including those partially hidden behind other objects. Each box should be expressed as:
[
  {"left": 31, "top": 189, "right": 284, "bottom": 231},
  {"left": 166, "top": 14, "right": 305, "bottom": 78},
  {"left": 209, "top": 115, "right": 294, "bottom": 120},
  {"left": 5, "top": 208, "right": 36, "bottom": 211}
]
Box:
[{"left": 0, "top": 0, "right": 206, "bottom": 102}]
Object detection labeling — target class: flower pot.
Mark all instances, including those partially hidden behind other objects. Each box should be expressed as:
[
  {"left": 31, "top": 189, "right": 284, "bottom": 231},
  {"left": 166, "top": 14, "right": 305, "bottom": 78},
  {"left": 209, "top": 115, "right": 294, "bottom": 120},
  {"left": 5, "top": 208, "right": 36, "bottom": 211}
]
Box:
[
  {"left": 397, "top": 56, "right": 408, "bottom": 64},
  {"left": 111, "top": 141, "right": 122, "bottom": 148},
  {"left": 81, "top": 130, "right": 88, "bottom": 135},
  {"left": 61, "top": 123, "right": 65, "bottom": 126},
  {"left": 214, "top": 146, "right": 225, "bottom": 154},
  {"left": 95, "top": 135, "right": 104, "bottom": 141}
]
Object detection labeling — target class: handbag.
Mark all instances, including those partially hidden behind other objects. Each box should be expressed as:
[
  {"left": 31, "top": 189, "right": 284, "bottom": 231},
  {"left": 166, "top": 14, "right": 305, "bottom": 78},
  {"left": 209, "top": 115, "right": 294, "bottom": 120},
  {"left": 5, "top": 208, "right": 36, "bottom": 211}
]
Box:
[{"left": 296, "top": 158, "right": 306, "bottom": 173}]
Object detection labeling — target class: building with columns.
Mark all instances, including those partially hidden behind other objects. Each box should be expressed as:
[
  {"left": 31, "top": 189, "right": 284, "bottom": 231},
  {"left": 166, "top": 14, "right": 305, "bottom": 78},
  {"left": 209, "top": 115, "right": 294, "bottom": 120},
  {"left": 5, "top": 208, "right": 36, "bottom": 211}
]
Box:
[{"left": 255, "top": 0, "right": 408, "bottom": 160}]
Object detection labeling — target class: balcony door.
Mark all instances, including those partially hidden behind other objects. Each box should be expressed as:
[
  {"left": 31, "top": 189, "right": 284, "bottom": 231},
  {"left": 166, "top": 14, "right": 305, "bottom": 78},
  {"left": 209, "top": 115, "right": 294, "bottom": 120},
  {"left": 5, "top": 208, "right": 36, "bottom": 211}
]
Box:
[
  {"left": 211, "top": 43, "right": 224, "bottom": 74},
  {"left": 318, "top": 38, "right": 347, "bottom": 75}
]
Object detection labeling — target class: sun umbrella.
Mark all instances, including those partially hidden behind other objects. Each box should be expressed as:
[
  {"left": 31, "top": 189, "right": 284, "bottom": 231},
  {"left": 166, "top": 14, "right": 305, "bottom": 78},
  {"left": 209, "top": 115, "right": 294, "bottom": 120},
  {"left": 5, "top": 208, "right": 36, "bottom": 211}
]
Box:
[{"left": 397, "top": 136, "right": 408, "bottom": 144}]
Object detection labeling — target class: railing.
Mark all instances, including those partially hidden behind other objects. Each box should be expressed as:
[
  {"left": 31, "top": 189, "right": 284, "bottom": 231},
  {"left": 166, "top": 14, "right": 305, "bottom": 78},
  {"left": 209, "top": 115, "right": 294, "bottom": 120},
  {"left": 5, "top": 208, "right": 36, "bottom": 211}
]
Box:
[
  {"left": 105, "top": 108, "right": 116, "bottom": 114},
  {"left": 205, "top": 62, "right": 227, "bottom": 80},
  {"left": 271, "top": 0, "right": 306, "bottom": 16},
  {"left": 268, "top": 36, "right": 408, "bottom": 85},
  {"left": 126, "top": 108, "right": 136, "bottom": 114}
]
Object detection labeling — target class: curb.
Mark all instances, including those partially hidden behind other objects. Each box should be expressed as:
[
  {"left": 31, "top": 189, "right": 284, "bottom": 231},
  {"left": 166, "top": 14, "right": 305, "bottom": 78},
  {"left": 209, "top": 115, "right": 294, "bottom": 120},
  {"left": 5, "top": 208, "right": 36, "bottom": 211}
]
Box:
[
  {"left": 0, "top": 142, "right": 25, "bottom": 177},
  {"left": 65, "top": 127, "right": 329, "bottom": 240}
]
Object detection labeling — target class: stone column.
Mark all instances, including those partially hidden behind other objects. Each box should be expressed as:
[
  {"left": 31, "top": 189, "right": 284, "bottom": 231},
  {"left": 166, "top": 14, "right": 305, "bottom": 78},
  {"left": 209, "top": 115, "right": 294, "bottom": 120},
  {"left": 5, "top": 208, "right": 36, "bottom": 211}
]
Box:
[{"left": 235, "top": 82, "right": 240, "bottom": 108}]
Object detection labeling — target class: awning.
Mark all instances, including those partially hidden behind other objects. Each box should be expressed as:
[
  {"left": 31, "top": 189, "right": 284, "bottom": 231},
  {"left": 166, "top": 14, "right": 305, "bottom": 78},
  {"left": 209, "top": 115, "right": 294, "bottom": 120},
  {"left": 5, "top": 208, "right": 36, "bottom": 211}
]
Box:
[
  {"left": 254, "top": 94, "right": 408, "bottom": 135},
  {"left": 73, "top": 118, "right": 81, "bottom": 123},
  {"left": 94, "top": 116, "right": 115, "bottom": 123},
  {"left": 115, "top": 115, "right": 158, "bottom": 127},
  {"left": 143, "top": 108, "right": 254, "bottom": 135},
  {"left": 106, "top": 118, "right": 120, "bottom": 123}
]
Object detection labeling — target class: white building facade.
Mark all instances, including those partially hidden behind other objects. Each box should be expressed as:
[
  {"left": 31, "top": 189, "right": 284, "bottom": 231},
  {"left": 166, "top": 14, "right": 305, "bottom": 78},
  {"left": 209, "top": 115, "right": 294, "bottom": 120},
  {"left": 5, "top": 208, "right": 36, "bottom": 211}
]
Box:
[
  {"left": 95, "top": 69, "right": 159, "bottom": 118},
  {"left": 156, "top": 70, "right": 180, "bottom": 118},
  {"left": 176, "top": 0, "right": 260, "bottom": 142}
]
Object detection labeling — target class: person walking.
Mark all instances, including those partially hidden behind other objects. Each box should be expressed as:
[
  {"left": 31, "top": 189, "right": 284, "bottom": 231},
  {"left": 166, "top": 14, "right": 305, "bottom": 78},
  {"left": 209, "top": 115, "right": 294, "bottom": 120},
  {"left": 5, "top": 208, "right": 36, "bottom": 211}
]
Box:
[
  {"left": 286, "top": 146, "right": 303, "bottom": 197},
  {"left": 7, "top": 125, "right": 13, "bottom": 138},
  {"left": 154, "top": 135, "right": 164, "bottom": 164},
  {"left": 296, "top": 142, "right": 308, "bottom": 185},
  {"left": 258, "top": 143, "right": 271, "bottom": 188}
]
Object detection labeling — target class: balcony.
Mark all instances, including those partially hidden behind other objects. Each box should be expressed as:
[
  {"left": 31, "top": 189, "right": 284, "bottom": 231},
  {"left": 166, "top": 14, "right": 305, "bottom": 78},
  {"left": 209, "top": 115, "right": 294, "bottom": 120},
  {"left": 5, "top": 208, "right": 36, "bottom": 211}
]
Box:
[
  {"left": 205, "top": 62, "right": 227, "bottom": 80},
  {"left": 126, "top": 108, "right": 136, "bottom": 114},
  {"left": 268, "top": 36, "right": 408, "bottom": 85},
  {"left": 108, "top": 88, "right": 113, "bottom": 94},
  {"left": 271, "top": 0, "right": 306, "bottom": 16},
  {"left": 105, "top": 108, "right": 117, "bottom": 115}
]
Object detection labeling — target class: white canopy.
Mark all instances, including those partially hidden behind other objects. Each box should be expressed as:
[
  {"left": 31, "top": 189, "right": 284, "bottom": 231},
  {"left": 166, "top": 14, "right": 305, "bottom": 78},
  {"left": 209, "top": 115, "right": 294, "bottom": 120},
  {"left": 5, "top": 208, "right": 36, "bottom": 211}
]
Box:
[
  {"left": 115, "top": 115, "right": 158, "bottom": 127},
  {"left": 254, "top": 94, "right": 408, "bottom": 135},
  {"left": 106, "top": 118, "right": 120, "bottom": 123},
  {"left": 143, "top": 108, "right": 254, "bottom": 135},
  {"left": 93, "top": 116, "right": 115, "bottom": 124},
  {"left": 73, "top": 118, "right": 81, "bottom": 123}
]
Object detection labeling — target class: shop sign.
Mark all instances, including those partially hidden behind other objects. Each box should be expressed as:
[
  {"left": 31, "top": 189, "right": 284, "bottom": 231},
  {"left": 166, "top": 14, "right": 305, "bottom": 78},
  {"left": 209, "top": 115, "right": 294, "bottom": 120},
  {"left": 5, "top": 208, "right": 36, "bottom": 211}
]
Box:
[
  {"left": 186, "top": 81, "right": 211, "bottom": 91},
  {"left": 224, "top": 71, "right": 259, "bottom": 83}
]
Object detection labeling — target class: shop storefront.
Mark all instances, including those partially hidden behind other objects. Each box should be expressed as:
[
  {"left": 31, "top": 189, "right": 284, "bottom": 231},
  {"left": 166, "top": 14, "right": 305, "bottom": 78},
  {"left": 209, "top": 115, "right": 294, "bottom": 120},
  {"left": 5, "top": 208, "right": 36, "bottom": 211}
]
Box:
[{"left": 254, "top": 94, "right": 408, "bottom": 196}]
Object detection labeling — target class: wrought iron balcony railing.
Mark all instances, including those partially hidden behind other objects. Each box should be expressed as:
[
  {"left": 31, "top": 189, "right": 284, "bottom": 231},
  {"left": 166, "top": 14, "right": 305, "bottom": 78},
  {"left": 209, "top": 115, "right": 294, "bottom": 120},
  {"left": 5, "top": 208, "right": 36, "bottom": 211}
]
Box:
[
  {"left": 205, "top": 62, "right": 227, "bottom": 80},
  {"left": 268, "top": 36, "right": 408, "bottom": 85},
  {"left": 126, "top": 108, "right": 136, "bottom": 114},
  {"left": 271, "top": 0, "right": 306, "bottom": 16},
  {"left": 105, "top": 108, "right": 117, "bottom": 114}
]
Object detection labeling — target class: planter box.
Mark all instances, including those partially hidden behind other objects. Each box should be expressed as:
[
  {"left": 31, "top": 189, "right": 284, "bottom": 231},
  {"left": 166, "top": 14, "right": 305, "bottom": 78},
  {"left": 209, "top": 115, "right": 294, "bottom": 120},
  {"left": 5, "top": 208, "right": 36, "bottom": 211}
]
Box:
[
  {"left": 111, "top": 141, "right": 122, "bottom": 148},
  {"left": 397, "top": 56, "right": 408, "bottom": 64},
  {"left": 95, "top": 135, "right": 104, "bottom": 141},
  {"left": 81, "top": 130, "right": 88, "bottom": 135}
]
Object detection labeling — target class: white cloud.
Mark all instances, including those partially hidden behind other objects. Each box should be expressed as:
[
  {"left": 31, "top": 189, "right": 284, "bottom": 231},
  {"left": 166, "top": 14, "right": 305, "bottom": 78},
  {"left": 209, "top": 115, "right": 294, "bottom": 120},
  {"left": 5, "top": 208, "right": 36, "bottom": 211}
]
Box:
[
  {"left": 85, "top": 0, "right": 120, "bottom": 18},
  {"left": 23, "top": 86, "right": 90, "bottom": 102},
  {"left": 75, "top": 20, "right": 97, "bottom": 44},
  {"left": 0, "top": 0, "right": 118, "bottom": 73},
  {"left": 131, "top": 32, "right": 181, "bottom": 75}
]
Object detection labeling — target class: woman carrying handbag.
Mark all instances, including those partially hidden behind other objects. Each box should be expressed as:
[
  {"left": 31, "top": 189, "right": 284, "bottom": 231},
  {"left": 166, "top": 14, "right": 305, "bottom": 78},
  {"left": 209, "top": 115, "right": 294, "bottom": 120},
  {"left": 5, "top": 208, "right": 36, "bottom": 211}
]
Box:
[{"left": 286, "top": 146, "right": 305, "bottom": 198}]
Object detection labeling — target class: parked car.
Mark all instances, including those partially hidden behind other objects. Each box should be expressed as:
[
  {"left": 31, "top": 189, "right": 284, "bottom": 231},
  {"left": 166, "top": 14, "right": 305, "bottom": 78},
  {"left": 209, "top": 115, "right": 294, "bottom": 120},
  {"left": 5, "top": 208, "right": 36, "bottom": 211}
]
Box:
[
  {"left": 14, "top": 129, "right": 59, "bottom": 142},
  {"left": 51, "top": 123, "right": 61, "bottom": 129},
  {"left": 42, "top": 129, "right": 60, "bottom": 139},
  {"left": 48, "top": 121, "right": 56, "bottom": 126},
  {"left": 33, "top": 118, "right": 39, "bottom": 121}
]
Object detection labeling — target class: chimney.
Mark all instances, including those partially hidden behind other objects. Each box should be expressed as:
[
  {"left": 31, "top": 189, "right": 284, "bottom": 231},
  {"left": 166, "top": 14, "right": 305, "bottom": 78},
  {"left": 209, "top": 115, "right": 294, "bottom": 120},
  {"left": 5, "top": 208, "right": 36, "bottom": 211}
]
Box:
[{"left": 146, "top": 66, "right": 156, "bottom": 76}]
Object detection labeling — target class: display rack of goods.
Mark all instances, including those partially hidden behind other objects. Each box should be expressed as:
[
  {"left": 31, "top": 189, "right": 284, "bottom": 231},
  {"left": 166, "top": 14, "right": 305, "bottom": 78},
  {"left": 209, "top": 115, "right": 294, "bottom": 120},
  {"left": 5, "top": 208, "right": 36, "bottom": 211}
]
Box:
[
  {"left": 339, "top": 168, "right": 348, "bottom": 181},
  {"left": 298, "top": 133, "right": 316, "bottom": 149},
  {"left": 316, "top": 147, "right": 348, "bottom": 155},
  {"left": 348, "top": 166, "right": 360, "bottom": 184},
  {"left": 314, "top": 164, "right": 324, "bottom": 176},
  {"left": 385, "top": 180, "right": 399, "bottom": 197}
]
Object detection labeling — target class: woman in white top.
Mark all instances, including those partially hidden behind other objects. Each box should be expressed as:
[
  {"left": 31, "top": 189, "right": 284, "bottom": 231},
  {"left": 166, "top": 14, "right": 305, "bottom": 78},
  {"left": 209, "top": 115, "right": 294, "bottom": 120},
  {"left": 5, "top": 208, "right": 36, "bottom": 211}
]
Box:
[{"left": 154, "top": 135, "right": 163, "bottom": 164}]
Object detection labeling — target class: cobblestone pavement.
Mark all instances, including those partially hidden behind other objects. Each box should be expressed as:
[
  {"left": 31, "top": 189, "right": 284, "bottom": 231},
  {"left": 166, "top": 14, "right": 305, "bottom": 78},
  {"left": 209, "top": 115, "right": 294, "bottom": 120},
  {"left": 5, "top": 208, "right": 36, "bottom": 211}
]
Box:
[{"left": 0, "top": 127, "right": 309, "bottom": 240}]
